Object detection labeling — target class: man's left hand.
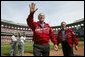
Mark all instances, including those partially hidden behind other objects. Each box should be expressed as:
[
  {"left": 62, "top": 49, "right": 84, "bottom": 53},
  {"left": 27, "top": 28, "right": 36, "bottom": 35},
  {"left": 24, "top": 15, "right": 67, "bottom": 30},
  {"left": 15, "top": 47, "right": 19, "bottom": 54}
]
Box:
[
  {"left": 75, "top": 45, "right": 78, "bottom": 50},
  {"left": 54, "top": 44, "right": 58, "bottom": 51}
]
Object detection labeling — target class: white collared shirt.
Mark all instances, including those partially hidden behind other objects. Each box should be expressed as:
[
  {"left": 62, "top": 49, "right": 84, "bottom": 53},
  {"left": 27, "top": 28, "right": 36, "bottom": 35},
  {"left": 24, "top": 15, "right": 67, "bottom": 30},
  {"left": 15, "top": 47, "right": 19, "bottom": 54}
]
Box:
[
  {"left": 19, "top": 36, "right": 26, "bottom": 44},
  {"left": 11, "top": 35, "right": 17, "bottom": 41}
]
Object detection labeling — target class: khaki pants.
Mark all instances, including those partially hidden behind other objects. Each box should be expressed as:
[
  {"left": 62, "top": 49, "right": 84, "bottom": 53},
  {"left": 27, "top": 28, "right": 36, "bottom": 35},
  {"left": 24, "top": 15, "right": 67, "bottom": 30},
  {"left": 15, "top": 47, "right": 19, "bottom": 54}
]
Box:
[
  {"left": 10, "top": 41, "right": 17, "bottom": 56},
  {"left": 18, "top": 42, "right": 24, "bottom": 56}
]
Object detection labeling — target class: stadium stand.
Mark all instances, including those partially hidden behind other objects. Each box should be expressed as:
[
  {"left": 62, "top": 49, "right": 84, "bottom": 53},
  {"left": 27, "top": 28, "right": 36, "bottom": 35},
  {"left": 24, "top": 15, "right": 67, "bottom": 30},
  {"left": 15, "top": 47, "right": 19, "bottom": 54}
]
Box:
[{"left": 1, "top": 18, "right": 84, "bottom": 43}]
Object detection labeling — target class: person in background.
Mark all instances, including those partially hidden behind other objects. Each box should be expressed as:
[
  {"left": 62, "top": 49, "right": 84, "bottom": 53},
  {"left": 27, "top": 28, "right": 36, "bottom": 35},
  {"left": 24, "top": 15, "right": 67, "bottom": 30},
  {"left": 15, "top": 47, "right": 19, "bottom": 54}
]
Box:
[
  {"left": 18, "top": 32, "right": 26, "bottom": 56},
  {"left": 10, "top": 33, "right": 17, "bottom": 56}
]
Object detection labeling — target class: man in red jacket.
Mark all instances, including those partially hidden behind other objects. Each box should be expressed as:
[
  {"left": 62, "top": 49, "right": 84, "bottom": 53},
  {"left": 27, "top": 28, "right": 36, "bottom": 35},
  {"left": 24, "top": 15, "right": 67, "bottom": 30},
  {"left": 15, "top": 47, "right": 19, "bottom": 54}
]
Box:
[
  {"left": 57, "top": 21, "right": 78, "bottom": 56},
  {"left": 26, "top": 3, "right": 58, "bottom": 56}
]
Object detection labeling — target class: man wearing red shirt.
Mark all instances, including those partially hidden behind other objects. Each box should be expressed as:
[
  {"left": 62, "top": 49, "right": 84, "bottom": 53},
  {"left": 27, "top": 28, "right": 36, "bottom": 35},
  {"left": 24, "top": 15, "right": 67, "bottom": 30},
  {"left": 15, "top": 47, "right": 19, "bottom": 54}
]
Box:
[
  {"left": 57, "top": 21, "right": 78, "bottom": 56},
  {"left": 26, "top": 3, "right": 58, "bottom": 56}
]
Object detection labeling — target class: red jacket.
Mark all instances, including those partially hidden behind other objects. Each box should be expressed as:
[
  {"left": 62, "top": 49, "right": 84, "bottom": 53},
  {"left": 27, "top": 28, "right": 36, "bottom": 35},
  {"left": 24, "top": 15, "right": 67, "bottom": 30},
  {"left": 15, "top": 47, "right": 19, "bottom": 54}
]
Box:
[
  {"left": 57, "top": 28, "right": 78, "bottom": 48},
  {"left": 26, "top": 13, "right": 57, "bottom": 45}
]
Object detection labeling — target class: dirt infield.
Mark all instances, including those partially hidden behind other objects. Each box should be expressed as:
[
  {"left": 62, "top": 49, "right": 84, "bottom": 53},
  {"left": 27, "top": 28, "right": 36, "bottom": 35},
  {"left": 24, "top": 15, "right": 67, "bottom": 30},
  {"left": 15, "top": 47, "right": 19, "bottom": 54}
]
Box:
[{"left": 24, "top": 46, "right": 84, "bottom": 56}]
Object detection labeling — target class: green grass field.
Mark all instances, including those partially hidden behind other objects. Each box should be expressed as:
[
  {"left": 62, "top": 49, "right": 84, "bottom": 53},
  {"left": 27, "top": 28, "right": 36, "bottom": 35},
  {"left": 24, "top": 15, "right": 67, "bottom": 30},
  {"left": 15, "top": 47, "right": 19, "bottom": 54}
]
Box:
[
  {"left": 1, "top": 40, "right": 84, "bottom": 56},
  {"left": 1, "top": 40, "right": 33, "bottom": 56}
]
